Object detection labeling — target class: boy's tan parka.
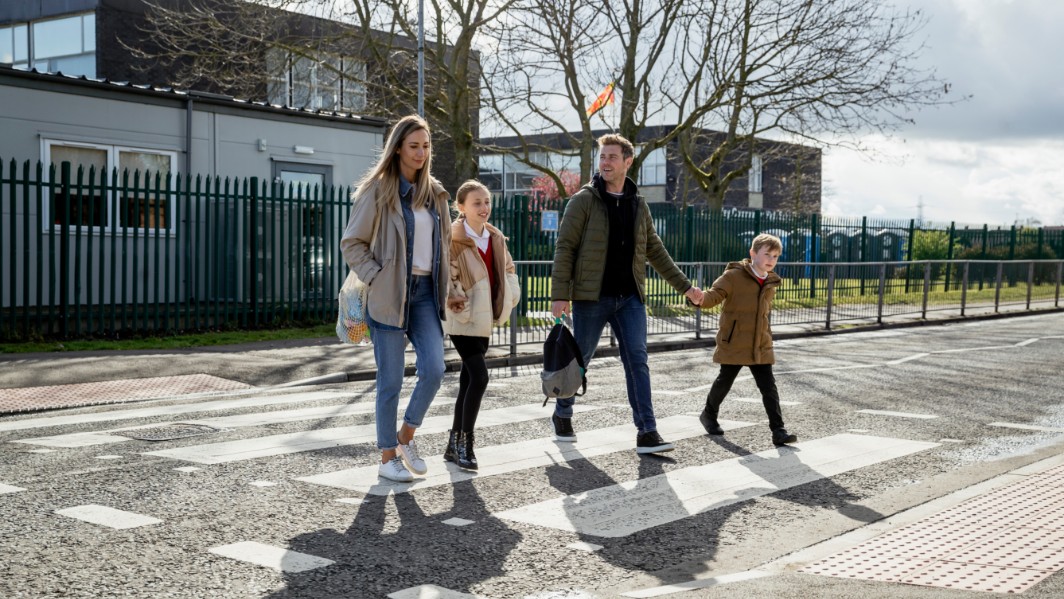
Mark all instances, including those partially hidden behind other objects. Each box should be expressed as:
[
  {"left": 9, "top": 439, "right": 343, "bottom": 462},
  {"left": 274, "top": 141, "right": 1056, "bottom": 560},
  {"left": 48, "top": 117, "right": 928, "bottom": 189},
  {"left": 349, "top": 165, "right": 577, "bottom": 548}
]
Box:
[{"left": 700, "top": 259, "right": 782, "bottom": 365}]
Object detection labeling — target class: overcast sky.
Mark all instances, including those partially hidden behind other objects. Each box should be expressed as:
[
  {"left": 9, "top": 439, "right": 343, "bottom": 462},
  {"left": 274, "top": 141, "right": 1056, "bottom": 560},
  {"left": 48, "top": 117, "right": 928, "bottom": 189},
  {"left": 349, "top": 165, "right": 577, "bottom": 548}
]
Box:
[{"left": 823, "top": 0, "right": 1064, "bottom": 226}]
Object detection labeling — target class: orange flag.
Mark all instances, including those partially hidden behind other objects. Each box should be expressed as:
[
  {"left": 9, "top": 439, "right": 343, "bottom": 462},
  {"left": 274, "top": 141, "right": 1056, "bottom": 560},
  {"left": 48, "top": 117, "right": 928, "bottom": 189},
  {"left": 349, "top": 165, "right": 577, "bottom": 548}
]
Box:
[{"left": 585, "top": 82, "right": 615, "bottom": 117}]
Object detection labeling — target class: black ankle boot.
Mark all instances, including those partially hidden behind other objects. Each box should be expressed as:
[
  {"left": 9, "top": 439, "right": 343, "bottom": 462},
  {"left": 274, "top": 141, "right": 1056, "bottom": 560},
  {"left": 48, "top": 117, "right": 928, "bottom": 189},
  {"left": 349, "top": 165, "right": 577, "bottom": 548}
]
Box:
[
  {"left": 699, "top": 408, "right": 724, "bottom": 435},
  {"left": 443, "top": 430, "right": 460, "bottom": 464},
  {"left": 457, "top": 431, "right": 478, "bottom": 471}
]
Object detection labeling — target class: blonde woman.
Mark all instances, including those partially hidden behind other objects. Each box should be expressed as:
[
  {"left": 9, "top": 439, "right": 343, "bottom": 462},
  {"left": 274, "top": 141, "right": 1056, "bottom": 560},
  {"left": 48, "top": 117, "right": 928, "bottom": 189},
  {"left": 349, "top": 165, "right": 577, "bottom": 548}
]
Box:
[
  {"left": 443, "top": 180, "right": 520, "bottom": 470},
  {"left": 340, "top": 115, "right": 452, "bottom": 482}
]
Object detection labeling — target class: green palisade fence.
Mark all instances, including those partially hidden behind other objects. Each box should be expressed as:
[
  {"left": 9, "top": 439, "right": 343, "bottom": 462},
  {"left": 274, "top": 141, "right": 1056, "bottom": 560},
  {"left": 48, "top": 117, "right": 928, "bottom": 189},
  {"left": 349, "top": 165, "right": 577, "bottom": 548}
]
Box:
[{"left": 1, "top": 159, "right": 1062, "bottom": 341}]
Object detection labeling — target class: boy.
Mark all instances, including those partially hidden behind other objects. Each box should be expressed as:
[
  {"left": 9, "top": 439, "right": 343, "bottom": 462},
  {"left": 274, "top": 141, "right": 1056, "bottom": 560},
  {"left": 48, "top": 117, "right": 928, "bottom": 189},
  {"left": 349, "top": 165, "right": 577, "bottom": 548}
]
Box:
[{"left": 697, "top": 233, "right": 798, "bottom": 447}]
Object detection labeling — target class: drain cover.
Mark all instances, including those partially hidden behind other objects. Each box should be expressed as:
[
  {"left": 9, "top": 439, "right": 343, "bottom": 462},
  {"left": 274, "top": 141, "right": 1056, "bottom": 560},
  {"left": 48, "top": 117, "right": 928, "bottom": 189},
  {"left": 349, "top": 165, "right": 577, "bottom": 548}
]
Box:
[{"left": 115, "top": 423, "right": 222, "bottom": 441}]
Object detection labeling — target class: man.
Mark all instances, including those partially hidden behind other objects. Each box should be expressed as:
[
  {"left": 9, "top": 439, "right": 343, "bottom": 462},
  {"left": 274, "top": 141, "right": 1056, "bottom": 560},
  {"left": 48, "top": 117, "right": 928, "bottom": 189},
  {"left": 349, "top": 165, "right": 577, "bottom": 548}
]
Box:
[{"left": 550, "top": 134, "right": 704, "bottom": 454}]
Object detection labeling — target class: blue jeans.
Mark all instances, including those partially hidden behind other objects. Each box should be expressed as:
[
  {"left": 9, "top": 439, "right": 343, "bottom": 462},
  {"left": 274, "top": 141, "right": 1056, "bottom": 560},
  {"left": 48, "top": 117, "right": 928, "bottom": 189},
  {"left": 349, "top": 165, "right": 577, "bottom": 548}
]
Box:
[
  {"left": 556, "top": 294, "right": 657, "bottom": 434},
  {"left": 370, "top": 275, "right": 445, "bottom": 450}
]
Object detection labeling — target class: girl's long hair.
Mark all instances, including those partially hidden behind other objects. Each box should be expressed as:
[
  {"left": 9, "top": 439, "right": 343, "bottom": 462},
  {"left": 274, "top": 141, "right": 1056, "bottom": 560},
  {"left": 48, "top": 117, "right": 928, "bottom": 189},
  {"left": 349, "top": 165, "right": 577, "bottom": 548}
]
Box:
[{"left": 354, "top": 114, "right": 435, "bottom": 210}]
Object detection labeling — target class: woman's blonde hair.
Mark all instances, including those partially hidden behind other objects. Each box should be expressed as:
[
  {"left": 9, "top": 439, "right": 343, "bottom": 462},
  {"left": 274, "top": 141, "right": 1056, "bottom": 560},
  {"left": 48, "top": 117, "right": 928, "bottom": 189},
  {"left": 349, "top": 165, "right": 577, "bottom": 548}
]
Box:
[
  {"left": 454, "top": 179, "right": 491, "bottom": 208},
  {"left": 354, "top": 114, "right": 435, "bottom": 210}
]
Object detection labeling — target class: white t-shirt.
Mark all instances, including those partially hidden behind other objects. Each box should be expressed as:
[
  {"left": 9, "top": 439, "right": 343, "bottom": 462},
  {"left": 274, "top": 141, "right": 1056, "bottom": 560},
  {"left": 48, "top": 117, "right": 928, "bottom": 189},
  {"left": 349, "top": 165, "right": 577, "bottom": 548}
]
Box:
[{"left": 411, "top": 206, "right": 434, "bottom": 274}]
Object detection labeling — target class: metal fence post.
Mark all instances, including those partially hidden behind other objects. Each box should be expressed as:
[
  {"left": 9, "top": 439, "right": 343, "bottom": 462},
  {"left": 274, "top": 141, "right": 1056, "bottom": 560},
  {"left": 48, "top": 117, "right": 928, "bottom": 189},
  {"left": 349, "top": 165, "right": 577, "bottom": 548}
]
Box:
[
  {"left": 825, "top": 264, "right": 835, "bottom": 330},
  {"left": 1056, "top": 261, "right": 1062, "bottom": 308},
  {"left": 509, "top": 301, "right": 517, "bottom": 358},
  {"left": 1026, "top": 261, "right": 1034, "bottom": 310},
  {"left": 945, "top": 222, "right": 956, "bottom": 290},
  {"left": 961, "top": 261, "right": 969, "bottom": 316},
  {"left": 921, "top": 261, "right": 931, "bottom": 319},
  {"left": 994, "top": 262, "right": 1003, "bottom": 313},
  {"left": 876, "top": 262, "right": 886, "bottom": 324},
  {"left": 59, "top": 161, "right": 71, "bottom": 339},
  {"left": 694, "top": 262, "right": 703, "bottom": 339},
  {"left": 249, "top": 177, "right": 259, "bottom": 326}
]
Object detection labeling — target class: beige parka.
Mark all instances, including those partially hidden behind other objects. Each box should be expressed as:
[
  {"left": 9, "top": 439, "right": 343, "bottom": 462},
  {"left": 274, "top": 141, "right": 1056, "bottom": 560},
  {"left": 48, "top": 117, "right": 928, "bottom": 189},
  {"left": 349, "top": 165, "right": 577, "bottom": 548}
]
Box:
[{"left": 700, "top": 259, "right": 782, "bottom": 365}]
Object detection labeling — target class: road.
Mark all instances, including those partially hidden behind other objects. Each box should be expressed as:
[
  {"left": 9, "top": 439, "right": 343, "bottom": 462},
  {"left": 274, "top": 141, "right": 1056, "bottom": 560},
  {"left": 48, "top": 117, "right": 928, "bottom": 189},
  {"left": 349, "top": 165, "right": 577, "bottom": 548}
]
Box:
[{"left": 2, "top": 313, "right": 1064, "bottom": 598}]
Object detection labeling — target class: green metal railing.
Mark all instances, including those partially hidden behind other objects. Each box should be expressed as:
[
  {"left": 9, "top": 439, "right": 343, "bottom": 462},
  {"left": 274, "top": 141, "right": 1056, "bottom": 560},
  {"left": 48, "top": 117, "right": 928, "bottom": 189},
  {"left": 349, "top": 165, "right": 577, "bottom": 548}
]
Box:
[{"left": 2, "top": 157, "right": 1063, "bottom": 341}]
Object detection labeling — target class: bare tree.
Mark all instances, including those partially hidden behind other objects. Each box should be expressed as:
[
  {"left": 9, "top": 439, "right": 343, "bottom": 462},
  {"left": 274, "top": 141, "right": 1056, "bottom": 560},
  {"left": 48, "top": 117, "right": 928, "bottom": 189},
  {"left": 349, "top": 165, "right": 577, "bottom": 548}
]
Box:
[{"left": 483, "top": 0, "right": 958, "bottom": 209}]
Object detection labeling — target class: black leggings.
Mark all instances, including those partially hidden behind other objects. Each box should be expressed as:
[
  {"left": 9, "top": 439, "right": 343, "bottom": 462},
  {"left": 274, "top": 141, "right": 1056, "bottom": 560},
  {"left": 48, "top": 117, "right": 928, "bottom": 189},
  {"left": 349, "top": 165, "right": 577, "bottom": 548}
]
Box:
[
  {"left": 705, "top": 363, "right": 785, "bottom": 431},
  {"left": 450, "top": 335, "right": 490, "bottom": 432}
]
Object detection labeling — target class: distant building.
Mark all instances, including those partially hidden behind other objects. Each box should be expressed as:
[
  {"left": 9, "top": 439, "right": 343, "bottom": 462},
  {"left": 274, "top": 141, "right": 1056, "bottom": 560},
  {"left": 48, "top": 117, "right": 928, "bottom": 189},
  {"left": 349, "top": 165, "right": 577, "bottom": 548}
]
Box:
[
  {"left": 0, "top": 0, "right": 478, "bottom": 191},
  {"left": 480, "top": 126, "right": 822, "bottom": 213}
]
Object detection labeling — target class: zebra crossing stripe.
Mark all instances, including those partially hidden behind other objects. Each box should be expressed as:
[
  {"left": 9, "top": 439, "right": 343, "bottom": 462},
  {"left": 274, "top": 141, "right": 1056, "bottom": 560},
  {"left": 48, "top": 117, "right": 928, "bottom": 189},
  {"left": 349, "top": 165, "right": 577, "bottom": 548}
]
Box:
[
  {"left": 15, "top": 398, "right": 380, "bottom": 448},
  {"left": 387, "top": 585, "right": 476, "bottom": 599},
  {"left": 55, "top": 504, "right": 162, "bottom": 529},
  {"left": 495, "top": 433, "right": 939, "bottom": 538},
  {"left": 208, "top": 541, "right": 333, "bottom": 573},
  {"left": 1, "top": 482, "right": 27, "bottom": 494},
  {"left": 0, "top": 390, "right": 349, "bottom": 433},
  {"left": 856, "top": 409, "right": 938, "bottom": 420},
  {"left": 143, "top": 403, "right": 603, "bottom": 464},
  {"left": 988, "top": 422, "right": 1064, "bottom": 433},
  {"left": 297, "top": 415, "right": 756, "bottom": 496}
]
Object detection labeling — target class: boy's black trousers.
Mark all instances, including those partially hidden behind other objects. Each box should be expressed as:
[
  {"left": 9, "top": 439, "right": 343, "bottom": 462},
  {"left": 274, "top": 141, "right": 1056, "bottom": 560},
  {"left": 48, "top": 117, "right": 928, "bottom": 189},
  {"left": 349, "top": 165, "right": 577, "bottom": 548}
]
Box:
[{"left": 704, "top": 364, "right": 786, "bottom": 431}]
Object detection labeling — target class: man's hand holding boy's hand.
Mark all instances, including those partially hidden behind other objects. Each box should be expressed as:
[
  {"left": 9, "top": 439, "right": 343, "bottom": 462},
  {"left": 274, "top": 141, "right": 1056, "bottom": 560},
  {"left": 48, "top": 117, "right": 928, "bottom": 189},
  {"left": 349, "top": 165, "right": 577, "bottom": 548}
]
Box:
[{"left": 685, "top": 286, "right": 704, "bottom": 306}]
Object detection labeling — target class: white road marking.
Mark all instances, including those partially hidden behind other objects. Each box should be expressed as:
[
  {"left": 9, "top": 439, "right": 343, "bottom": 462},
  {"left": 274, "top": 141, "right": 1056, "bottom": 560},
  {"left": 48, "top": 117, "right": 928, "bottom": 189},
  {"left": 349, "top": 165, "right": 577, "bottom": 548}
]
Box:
[
  {"left": 848, "top": 429, "right": 871, "bottom": 433},
  {"left": 26, "top": 448, "right": 56, "bottom": 453},
  {"left": 495, "top": 434, "right": 939, "bottom": 538},
  {"left": 173, "top": 466, "right": 200, "bottom": 473},
  {"left": 988, "top": 422, "right": 1064, "bottom": 434},
  {"left": 387, "top": 585, "right": 476, "bottom": 599},
  {"left": 334, "top": 497, "right": 363, "bottom": 505},
  {"left": 931, "top": 345, "right": 1014, "bottom": 354},
  {"left": 0, "top": 390, "right": 349, "bottom": 433},
  {"left": 208, "top": 541, "right": 333, "bottom": 573},
  {"left": 885, "top": 353, "right": 929, "bottom": 365},
  {"left": 249, "top": 481, "right": 278, "bottom": 487},
  {"left": 568, "top": 541, "right": 603, "bottom": 552},
  {"left": 297, "top": 416, "right": 756, "bottom": 496},
  {"left": 730, "top": 397, "right": 803, "bottom": 407},
  {"left": 55, "top": 504, "right": 162, "bottom": 529},
  {"left": 1014, "top": 338, "right": 1040, "bottom": 347},
  {"left": 939, "top": 438, "right": 965, "bottom": 443},
  {"left": 856, "top": 409, "right": 938, "bottom": 420},
  {"left": 621, "top": 570, "right": 773, "bottom": 597},
  {"left": 654, "top": 390, "right": 686, "bottom": 396},
  {"left": 442, "top": 517, "right": 475, "bottom": 527},
  {"left": 1, "top": 483, "right": 27, "bottom": 494},
  {"left": 144, "top": 404, "right": 602, "bottom": 464},
  {"left": 94, "top": 455, "right": 123, "bottom": 460},
  {"left": 15, "top": 398, "right": 381, "bottom": 448}
]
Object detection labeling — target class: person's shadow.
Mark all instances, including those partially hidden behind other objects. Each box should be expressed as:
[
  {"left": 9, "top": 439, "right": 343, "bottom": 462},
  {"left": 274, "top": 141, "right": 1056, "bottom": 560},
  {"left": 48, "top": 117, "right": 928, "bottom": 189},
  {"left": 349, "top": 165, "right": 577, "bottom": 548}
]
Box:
[
  {"left": 264, "top": 473, "right": 521, "bottom": 599},
  {"left": 539, "top": 432, "right": 884, "bottom": 586}
]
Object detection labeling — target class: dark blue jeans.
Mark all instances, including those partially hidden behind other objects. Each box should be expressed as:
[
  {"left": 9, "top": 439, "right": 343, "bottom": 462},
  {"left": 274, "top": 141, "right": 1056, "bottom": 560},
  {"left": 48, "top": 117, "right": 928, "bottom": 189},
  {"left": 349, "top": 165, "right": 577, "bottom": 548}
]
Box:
[{"left": 556, "top": 294, "right": 658, "bottom": 434}]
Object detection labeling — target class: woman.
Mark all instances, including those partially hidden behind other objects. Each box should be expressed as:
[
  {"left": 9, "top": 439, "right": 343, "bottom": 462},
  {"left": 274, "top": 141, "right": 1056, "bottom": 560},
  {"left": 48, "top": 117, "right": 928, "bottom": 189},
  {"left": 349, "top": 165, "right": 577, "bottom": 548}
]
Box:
[{"left": 340, "top": 115, "right": 452, "bottom": 482}]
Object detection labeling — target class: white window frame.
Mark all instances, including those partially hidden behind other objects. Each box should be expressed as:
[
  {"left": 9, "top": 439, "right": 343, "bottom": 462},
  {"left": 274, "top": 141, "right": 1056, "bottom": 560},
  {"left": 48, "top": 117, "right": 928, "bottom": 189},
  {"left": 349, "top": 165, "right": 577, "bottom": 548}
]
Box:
[{"left": 42, "top": 139, "right": 178, "bottom": 235}]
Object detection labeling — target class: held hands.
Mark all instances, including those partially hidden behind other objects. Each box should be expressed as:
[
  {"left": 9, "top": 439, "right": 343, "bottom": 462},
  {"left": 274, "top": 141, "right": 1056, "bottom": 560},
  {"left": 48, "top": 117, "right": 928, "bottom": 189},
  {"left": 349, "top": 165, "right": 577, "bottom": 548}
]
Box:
[
  {"left": 447, "top": 295, "right": 467, "bottom": 313},
  {"left": 551, "top": 300, "right": 571, "bottom": 319},
  {"left": 685, "top": 286, "right": 705, "bottom": 307}
]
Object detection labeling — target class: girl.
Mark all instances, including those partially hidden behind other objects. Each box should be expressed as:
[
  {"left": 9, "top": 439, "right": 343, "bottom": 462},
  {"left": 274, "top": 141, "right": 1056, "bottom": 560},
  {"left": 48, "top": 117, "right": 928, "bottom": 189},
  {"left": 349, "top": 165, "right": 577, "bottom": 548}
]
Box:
[
  {"left": 443, "top": 180, "right": 520, "bottom": 470},
  {"left": 340, "top": 115, "right": 453, "bottom": 482}
]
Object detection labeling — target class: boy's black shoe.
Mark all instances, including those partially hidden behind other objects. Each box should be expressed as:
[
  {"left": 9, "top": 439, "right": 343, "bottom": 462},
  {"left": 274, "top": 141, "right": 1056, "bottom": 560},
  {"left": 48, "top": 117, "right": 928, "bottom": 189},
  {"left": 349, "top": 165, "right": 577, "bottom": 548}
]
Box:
[
  {"left": 772, "top": 429, "right": 798, "bottom": 446},
  {"left": 699, "top": 409, "right": 724, "bottom": 435},
  {"left": 552, "top": 413, "right": 576, "bottom": 442},
  {"left": 636, "top": 431, "right": 675, "bottom": 454}
]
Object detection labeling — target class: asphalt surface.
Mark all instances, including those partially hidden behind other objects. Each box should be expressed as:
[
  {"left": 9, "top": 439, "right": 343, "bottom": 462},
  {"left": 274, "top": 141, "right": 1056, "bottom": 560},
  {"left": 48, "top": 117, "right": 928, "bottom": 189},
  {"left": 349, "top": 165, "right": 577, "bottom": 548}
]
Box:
[{"left": 1, "top": 312, "right": 1064, "bottom": 598}]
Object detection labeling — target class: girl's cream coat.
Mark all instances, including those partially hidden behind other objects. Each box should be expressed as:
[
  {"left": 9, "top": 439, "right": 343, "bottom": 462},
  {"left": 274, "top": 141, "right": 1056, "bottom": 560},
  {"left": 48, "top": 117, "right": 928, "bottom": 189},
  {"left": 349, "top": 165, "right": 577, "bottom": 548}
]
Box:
[{"left": 444, "top": 219, "right": 520, "bottom": 338}]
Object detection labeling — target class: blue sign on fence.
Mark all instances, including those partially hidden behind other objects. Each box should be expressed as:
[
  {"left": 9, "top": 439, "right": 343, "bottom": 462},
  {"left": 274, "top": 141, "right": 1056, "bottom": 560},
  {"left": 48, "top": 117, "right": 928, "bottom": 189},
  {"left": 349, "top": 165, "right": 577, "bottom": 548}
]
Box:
[{"left": 541, "top": 210, "right": 559, "bottom": 232}]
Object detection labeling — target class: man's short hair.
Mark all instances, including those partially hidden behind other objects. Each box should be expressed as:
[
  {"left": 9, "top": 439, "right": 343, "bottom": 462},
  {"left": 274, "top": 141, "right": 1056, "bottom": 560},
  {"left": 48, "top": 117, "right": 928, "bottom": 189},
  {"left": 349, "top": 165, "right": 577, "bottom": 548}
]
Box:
[
  {"left": 751, "top": 233, "right": 783, "bottom": 254},
  {"left": 597, "top": 133, "right": 634, "bottom": 159}
]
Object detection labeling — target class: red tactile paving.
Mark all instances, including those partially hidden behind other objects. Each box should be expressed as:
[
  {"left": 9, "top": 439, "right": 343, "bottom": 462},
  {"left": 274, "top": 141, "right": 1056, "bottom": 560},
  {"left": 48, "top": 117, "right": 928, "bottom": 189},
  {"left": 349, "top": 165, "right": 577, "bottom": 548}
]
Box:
[
  {"left": 803, "top": 463, "right": 1064, "bottom": 593},
  {"left": 0, "top": 375, "right": 252, "bottom": 414}
]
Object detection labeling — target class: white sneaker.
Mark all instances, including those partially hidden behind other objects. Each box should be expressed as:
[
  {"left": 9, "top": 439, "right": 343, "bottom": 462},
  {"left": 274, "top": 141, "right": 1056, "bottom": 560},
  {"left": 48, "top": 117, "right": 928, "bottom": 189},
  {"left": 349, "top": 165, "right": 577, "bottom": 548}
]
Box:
[
  {"left": 396, "top": 438, "right": 428, "bottom": 475},
  {"left": 378, "top": 456, "right": 414, "bottom": 482}
]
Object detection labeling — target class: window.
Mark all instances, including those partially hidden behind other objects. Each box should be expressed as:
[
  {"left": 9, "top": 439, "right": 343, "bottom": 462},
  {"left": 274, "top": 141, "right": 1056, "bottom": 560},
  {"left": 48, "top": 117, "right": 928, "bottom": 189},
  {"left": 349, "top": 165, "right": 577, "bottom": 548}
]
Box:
[
  {"left": 749, "top": 154, "right": 763, "bottom": 193},
  {"left": 267, "top": 49, "right": 366, "bottom": 112},
  {"left": 1, "top": 13, "right": 95, "bottom": 77},
  {"left": 44, "top": 140, "right": 177, "bottom": 233},
  {"left": 639, "top": 147, "right": 667, "bottom": 186}
]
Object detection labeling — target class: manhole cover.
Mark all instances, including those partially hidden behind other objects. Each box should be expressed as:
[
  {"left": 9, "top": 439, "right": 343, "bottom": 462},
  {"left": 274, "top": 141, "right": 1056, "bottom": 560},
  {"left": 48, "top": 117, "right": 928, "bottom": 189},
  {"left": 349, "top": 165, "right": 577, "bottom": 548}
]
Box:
[{"left": 115, "top": 423, "right": 223, "bottom": 441}]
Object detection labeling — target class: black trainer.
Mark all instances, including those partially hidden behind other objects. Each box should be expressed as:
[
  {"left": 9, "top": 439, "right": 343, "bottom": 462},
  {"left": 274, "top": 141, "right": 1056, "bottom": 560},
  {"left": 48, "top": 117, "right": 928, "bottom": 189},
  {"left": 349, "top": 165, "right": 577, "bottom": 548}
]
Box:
[
  {"left": 636, "top": 430, "right": 674, "bottom": 454},
  {"left": 699, "top": 410, "right": 724, "bottom": 435},
  {"left": 552, "top": 413, "right": 576, "bottom": 442},
  {"left": 772, "top": 429, "right": 798, "bottom": 446}
]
